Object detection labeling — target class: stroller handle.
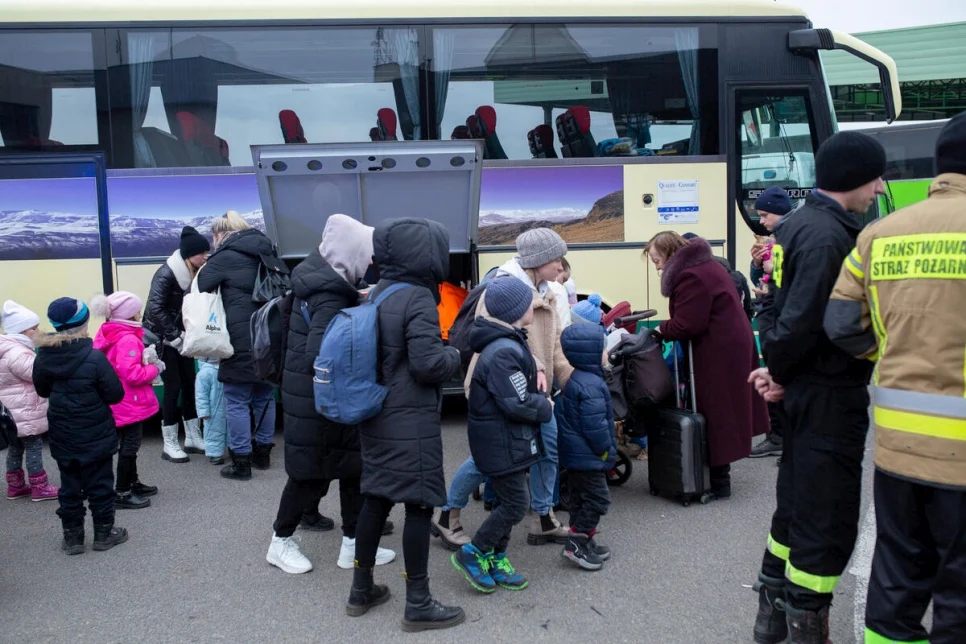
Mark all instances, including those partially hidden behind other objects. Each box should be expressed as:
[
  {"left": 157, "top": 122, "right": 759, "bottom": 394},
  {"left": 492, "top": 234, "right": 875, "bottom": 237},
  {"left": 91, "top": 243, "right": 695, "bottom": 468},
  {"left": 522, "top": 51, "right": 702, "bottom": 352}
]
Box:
[{"left": 614, "top": 309, "right": 658, "bottom": 326}]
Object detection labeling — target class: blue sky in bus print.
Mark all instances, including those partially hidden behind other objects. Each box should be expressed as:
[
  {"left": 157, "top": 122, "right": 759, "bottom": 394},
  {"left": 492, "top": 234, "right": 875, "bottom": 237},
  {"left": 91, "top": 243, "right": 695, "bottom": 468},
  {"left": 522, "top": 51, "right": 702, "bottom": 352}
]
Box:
[
  {"left": 107, "top": 174, "right": 264, "bottom": 258},
  {"left": 478, "top": 165, "right": 624, "bottom": 245},
  {"left": 0, "top": 177, "right": 101, "bottom": 261}
]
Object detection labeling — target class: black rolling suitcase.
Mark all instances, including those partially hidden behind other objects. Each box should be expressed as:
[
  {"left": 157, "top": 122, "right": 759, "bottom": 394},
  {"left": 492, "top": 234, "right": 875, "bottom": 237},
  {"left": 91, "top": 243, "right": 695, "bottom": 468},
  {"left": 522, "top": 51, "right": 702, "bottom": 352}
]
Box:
[{"left": 647, "top": 341, "right": 712, "bottom": 506}]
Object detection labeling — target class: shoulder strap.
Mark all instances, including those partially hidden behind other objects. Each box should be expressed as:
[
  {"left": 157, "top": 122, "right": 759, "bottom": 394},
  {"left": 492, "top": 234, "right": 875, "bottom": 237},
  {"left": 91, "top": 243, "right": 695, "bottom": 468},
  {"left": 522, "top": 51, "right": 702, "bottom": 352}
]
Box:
[{"left": 371, "top": 282, "right": 412, "bottom": 307}]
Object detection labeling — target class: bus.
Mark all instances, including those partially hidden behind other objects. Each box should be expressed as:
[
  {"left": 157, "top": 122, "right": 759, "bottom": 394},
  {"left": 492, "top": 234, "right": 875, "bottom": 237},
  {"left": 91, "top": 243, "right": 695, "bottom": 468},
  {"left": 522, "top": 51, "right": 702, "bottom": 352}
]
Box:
[{"left": 0, "top": 0, "right": 901, "bottom": 328}]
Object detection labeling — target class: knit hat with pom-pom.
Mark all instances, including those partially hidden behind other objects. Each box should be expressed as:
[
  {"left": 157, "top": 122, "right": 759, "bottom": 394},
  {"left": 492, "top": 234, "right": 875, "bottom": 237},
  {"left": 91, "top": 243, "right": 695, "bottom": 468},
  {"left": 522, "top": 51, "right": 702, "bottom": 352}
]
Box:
[
  {"left": 571, "top": 293, "right": 603, "bottom": 326},
  {"left": 90, "top": 291, "right": 143, "bottom": 321}
]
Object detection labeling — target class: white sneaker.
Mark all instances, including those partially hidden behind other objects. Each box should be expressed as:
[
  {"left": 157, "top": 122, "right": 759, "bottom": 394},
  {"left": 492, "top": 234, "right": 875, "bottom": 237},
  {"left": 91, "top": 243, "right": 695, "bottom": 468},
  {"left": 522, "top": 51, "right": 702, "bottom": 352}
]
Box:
[
  {"left": 266, "top": 534, "right": 313, "bottom": 574},
  {"left": 337, "top": 536, "right": 396, "bottom": 570}
]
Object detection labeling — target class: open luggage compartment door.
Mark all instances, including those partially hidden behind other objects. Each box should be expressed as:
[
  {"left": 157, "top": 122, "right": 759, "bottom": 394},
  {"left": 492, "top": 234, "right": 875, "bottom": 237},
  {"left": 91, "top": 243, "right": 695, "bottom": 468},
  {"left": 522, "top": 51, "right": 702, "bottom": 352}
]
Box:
[{"left": 250, "top": 140, "right": 483, "bottom": 259}]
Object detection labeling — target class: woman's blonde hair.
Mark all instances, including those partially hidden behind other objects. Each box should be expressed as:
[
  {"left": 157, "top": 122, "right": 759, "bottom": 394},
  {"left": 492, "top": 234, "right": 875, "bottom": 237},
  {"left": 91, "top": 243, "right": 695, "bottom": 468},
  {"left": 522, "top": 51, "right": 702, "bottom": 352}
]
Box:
[
  {"left": 211, "top": 210, "right": 250, "bottom": 247},
  {"left": 643, "top": 231, "right": 690, "bottom": 262}
]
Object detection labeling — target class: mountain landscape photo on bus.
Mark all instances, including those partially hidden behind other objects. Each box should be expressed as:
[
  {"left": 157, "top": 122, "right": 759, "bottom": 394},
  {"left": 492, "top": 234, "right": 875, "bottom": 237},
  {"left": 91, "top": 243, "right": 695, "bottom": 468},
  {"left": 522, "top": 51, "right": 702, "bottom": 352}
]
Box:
[
  {"left": 107, "top": 174, "right": 265, "bottom": 258},
  {"left": 478, "top": 165, "right": 624, "bottom": 246},
  {"left": 0, "top": 177, "right": 102, "bottom": 261}
]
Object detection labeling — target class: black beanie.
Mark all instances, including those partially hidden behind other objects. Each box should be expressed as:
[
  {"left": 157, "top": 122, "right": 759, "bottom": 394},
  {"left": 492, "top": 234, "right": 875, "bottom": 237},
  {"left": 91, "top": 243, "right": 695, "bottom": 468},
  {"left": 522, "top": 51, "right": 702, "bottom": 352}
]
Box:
[
  {"left": 180, "top": 226, "right": 210, "bottom": 259},
  {"left": 815, "top": 131, "right": 886, "bottom": 192},
  {"left": 936, "top": 112, "right": 966, "bottom": 176}
]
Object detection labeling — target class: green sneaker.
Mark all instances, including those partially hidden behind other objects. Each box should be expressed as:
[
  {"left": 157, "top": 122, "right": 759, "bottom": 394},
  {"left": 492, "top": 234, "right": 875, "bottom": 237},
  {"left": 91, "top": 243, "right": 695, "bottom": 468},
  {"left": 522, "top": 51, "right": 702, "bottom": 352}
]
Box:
[
  {"left": 451, "top": 544, "right": 496, "bottom": 593},
  {"left": 490, "top": 552, "right": 528, "bottom": 590}
]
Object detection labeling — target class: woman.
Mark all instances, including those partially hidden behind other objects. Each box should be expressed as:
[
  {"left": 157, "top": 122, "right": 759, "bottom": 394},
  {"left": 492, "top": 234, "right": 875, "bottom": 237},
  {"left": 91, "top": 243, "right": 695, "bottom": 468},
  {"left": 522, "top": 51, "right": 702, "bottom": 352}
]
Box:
[
  {"left": 266, "top": 215, "right": 395, "bottom": 574},
  {"left": 346, "top": 218, "right": 464, "bottom": 633},
  {"left": 144, "top": 226, "right": 209, "bottom": 464},
  {"left": 645, "top": 231, "right": 768, "bottom": 499},
  {"left": 197, "top": 211, "right": 276, "bottom": 481}
]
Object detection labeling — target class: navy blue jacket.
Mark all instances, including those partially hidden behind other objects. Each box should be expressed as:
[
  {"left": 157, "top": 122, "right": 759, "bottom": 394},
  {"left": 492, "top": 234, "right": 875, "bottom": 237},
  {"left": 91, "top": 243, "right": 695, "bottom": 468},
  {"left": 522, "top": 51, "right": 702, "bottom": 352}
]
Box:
[
  {"left": 467, "top": 317, "right": 552, "bottom": 477},
  {"left": 558, "top": 324, "right": 617, "bottom": 472}
]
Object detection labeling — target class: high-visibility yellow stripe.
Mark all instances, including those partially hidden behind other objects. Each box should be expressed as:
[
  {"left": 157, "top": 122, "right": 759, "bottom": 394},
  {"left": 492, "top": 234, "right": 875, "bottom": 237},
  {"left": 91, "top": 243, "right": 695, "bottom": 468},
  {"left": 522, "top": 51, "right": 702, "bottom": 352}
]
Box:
[
  {"left": 767, "top": 533, "right": 790, "bottom": 561},
  {"left": 864, "top": 627, "right": 928, "bottom": 644},
  {"left": 785, "top": 561, "right": 839, "bottom": 594},
  {"left": 846, "top": 249, "right": 865, "bottom": 279},
  {"left": 875, "top": 406, "right": 966, "bottom": 442},
  {"left": 771, "top": 244, "right": 784, "bottom": 288},
  {"left": 868, "top": 285, "right": 887, "bottom": 385}
]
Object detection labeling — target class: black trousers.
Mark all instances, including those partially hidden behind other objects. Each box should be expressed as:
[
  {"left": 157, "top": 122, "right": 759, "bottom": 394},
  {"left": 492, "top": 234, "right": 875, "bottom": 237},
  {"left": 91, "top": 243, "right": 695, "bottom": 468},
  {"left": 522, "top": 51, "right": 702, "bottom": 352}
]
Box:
[
  {"left": 866, "top": 469, "right": 966, "bottom": 644},
  {"left": 767, "top": 401, "right": 786, "bottom": 438},
  {"left": 472, "top": 470, "right": 529, "bottom": 554},
  {"left": 160, "top": 345, "right": 197, "bottom": 425},
  {"left": 759, "top": 380, "right": 869, "bottom": 610},
  {"left": 56, "top": 455, "right": 115, "bottom": 528},
  {"left": 355, "top": 496, "right": 432, "bottom": 577},
  {"left": 567, "top": 470, "right": 611, "bottom": 535},
  {"left": 115, "top": 422, "right": 145, "bottom": 493},
  {"left": 273, "top": 477, "right": 362, "bottom": 539}
]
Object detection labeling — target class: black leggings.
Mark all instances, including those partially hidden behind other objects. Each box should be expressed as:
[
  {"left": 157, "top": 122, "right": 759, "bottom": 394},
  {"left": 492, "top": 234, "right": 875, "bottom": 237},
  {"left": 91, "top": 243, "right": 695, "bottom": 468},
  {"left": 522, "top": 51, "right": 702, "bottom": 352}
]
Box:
[
  {"left": 160, "top": 345, "right": 197, "bottom": 425},
  {"left": 273, "top": 477, "right": 363, "bottom": 539},
  {"left": 355, "top": 496, "right": 432, "bottom": 578}
]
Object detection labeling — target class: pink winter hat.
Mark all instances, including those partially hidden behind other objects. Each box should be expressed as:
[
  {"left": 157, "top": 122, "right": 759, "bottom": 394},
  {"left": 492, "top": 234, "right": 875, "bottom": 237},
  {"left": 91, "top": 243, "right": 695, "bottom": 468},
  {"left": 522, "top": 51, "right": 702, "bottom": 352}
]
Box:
[{"left": 91, "top": 291, "right": 143, "bottom": 321}]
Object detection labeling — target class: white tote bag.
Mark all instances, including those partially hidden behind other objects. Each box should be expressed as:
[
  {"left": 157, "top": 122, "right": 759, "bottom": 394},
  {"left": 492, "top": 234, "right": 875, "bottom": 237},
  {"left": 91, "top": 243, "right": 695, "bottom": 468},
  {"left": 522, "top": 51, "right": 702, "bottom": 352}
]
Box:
[{"left": 181, "top": 267, "right": 234, "bottom": 359}]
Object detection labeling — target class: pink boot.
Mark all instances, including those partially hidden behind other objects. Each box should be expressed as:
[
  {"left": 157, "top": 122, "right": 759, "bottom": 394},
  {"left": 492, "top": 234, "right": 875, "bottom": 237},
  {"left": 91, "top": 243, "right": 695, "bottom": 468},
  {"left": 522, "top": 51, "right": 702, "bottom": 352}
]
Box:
[
  {"left": 29, "top": 471, "right": 59, "bottom": 502},
  {"left": 6, "top": 469, "right": 31, "bottom": 499}
]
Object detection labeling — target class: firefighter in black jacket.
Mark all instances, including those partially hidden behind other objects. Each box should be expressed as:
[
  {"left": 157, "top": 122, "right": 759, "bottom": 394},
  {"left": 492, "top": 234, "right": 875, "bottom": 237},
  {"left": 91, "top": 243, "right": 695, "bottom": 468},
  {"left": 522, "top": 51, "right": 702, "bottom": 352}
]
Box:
[{"left": 748, "top": 131, "right": 886, "bottom": 644}]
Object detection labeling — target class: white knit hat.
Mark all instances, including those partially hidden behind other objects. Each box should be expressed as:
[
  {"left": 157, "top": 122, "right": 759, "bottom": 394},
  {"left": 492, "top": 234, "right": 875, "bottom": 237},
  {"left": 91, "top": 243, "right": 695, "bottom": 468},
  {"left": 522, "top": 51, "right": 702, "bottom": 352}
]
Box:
[{"left": 2, "top": 300, "right": 41, "bottom": 335}]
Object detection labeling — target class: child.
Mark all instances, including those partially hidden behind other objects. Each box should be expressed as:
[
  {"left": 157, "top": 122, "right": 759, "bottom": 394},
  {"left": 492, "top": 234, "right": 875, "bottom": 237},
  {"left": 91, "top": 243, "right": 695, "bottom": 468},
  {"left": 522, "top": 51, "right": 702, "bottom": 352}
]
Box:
[
  {"left": 0, "top": 300, "right": 58, "bottom": 501},
  {"left": 557, "top": 323, "right": 617, "bottom": 571},
  {"left": 91, "top": 292, "right": 163, "bottom": 510},
  {"left": 452, "top": 276, "right": 553, "bottom": 593},
  {"left": 195, "top": 357, "right": 227, "bottom": 465},
  {"left": 33, "top": 297, "right": 128, "bottom": 554},
  {"left": 570, "top": 293, "right": 603, "bottom": 328},
  {"left": 558, "top": 258, "right": 578, "bottom": 307}
]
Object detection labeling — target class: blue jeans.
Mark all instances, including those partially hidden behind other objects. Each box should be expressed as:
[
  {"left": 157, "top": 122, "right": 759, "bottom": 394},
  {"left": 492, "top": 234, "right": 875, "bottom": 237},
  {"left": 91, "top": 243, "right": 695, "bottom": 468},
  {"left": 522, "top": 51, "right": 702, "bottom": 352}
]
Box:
[
  {"left": 224, "top": 382, "right": 276, "bottom": 456},
  {"left": 442, "top": 456, "right": 484, "bottom": 511},
  {"left": 530, "top": 413, "right": 558, "bottom": 516}
]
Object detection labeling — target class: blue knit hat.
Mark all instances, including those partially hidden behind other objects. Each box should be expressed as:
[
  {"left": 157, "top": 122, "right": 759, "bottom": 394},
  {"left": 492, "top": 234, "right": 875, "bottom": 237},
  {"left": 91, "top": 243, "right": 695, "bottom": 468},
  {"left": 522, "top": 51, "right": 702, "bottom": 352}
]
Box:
[
  {"left": 754, "top": 186, "right": 792, "bottom": 216},
  {"left": 47, "top": 297, "right": 90, "bottom": 332},
  {"left": 571, "top": 293, "right": 603, "bottom": 326},
  {"left": 486, "top": 276, "right": 533, "bottom": 325}
]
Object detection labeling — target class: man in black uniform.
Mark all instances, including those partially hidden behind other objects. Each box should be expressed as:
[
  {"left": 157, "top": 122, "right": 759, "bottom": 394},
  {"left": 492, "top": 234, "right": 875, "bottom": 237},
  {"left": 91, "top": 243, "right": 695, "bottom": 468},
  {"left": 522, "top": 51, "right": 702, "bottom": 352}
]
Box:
[{"left": 748, "top": 131, "right": 886, "bottom": 644}]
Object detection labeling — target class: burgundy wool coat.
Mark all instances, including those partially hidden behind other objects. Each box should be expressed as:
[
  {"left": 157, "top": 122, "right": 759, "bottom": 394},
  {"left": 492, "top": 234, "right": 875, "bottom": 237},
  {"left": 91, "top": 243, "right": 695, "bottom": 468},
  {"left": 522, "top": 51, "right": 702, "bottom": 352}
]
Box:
[{"left": 658, "top": 237, "right": 769, "bottom": 467}]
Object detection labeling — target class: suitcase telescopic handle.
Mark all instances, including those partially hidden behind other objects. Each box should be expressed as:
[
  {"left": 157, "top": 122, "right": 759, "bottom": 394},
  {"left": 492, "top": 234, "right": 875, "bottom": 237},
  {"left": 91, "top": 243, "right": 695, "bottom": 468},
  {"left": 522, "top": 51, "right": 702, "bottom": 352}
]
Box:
[{"left": 671, "top": 340, "right": 698, "bottom": 413}]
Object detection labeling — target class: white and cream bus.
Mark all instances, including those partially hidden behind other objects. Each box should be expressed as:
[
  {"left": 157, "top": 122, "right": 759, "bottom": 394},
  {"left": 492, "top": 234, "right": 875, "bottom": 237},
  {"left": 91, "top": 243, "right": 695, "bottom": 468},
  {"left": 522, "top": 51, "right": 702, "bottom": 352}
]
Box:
[{"left": 0, "top": 0, "right": 900, "bottom": 324}]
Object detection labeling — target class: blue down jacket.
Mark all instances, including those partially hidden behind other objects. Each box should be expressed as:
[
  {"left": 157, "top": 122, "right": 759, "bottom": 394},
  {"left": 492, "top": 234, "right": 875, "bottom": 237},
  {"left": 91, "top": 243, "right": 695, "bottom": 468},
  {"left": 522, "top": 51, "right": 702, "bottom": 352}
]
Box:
[{"left": 558, "top": 324, "right": 617, "bottom": 472}]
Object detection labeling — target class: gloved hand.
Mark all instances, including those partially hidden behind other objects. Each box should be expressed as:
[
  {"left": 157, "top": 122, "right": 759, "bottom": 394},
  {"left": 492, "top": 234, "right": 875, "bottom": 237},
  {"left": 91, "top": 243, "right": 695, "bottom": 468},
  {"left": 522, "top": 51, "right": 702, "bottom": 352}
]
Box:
[
  {"left": 154, "top": 360, "right": 166, "bottom": 375},
  {"left": 142, "top": 345, "right": 159, "bottom": 366},
  {"left": 648, "top": 328, "right": 663, "bottom": 343},
  {"left": 445, "top": 345, "right": 462, "bottom": 363}
]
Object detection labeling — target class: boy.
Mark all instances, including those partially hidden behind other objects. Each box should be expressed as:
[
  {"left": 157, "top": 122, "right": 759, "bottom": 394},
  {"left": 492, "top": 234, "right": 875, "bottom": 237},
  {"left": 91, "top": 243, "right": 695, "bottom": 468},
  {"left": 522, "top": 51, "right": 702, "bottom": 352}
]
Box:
[
  {"left": 558, "top": 323, "right": 617, "bottom": 570},
  {"left": 33, "top": 297, "right": 128, "bottom": 554},
  {"left": 452, "top": 276, "right": 553, "bottom": 592}
]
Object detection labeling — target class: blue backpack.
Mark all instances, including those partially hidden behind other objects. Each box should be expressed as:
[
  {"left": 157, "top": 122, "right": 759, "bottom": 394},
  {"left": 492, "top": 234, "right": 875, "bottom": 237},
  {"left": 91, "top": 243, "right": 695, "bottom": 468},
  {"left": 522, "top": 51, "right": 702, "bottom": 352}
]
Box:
[{"left": 312, "top": 282, "right": 411, "bottom": 424}]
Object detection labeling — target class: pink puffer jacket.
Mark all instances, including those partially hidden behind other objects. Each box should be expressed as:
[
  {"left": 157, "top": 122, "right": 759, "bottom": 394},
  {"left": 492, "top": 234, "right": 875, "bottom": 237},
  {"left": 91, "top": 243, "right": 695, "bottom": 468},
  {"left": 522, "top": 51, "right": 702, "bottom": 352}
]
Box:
[
  {"left": 93, "top": 321, "right": 160, "bottom": 427},
  {"left": 0, "top": 335, "right": 48, "bottom": 437}
]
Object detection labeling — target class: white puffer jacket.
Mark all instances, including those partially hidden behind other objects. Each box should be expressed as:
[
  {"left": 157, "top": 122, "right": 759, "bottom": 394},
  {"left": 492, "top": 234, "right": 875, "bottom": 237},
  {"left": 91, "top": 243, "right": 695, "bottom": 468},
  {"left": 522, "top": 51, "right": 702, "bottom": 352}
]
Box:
[{"left": 0, "top": 335, "right": 48, "bottom": 437}]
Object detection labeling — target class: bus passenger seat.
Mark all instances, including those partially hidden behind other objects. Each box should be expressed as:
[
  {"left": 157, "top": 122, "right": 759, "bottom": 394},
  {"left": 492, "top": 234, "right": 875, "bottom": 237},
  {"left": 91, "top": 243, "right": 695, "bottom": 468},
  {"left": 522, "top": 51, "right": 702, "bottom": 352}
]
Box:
[
  {"left": 451, "top": 125, "right": 471, "bottom": 139},
  {"left": 469, "top": 106, "right": 507, "bottom": 160},
  {"left": 528, "top": 124, "right": 558, "bottom": 159},
  {"left": 137, "top": 127, "right": 191, "bottom": 168},
  {"left": 279, "top": 109, "right": 307, "bottom": 143},
  {"left": 556, "top": 106, "right": 598, "bottom": 158},
  {"left": 176, "top": 112, "right": 230, "bottom": 166},
  {"left": 375, "top": 108, "right": 398, "bottom": 141}
]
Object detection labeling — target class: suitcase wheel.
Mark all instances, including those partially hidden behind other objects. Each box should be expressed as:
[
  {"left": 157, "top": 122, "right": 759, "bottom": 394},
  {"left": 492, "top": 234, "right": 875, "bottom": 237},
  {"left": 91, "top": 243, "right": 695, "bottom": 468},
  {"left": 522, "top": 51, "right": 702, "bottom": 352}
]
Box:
[
  {"left": 699, "top": 493, "right": 713, "bottom": 505},
  {"left": 682, "top": 499, "right": 691, "bottom": 507},
  {"left": 606, "top": 450, "right": 633, "bottom": 487}
]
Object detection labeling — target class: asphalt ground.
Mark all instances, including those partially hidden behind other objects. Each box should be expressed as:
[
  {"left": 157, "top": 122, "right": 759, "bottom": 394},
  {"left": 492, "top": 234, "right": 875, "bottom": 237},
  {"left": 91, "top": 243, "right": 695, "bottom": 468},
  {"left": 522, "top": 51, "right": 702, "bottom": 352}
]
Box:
[{"left": 0, "top": 404, "right": 875, "bottom": 644}]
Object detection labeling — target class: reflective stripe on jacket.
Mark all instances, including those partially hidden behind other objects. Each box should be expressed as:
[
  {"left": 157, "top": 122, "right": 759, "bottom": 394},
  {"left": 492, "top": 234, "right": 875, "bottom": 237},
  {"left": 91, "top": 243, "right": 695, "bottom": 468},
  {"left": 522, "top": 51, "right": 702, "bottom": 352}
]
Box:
[{"left": 824, "top": 173, "right": 966, "bottom": 489}]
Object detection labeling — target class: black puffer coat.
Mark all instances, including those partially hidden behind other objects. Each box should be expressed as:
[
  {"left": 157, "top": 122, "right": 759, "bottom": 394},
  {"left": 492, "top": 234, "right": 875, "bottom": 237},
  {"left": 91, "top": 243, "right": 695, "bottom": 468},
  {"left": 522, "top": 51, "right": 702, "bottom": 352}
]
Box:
[
  {"left": 360, "top": 218, "right": 461, "bottom": 507},
  {"left": 143, "top": 251, "right": 195, "bottom": 343},
  {"left": 282, "top": 250, "right": 363, "bottom": 481},
  {"left": 32, "top": 333, "right": 125, "bottom": 465},
  {"left": 197, "top": 229, "right": 275, "bottom": 384}
]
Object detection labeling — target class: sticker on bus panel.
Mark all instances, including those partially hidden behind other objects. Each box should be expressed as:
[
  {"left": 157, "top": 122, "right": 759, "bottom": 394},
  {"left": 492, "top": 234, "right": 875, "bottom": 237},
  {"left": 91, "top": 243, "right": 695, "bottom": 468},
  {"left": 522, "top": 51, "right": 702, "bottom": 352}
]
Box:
[
  {"left": 657, "top": 179, "right": 700, "bottom": 225},
  {"left": 744, "top": 187, "right": 813, "bottom": 201}
]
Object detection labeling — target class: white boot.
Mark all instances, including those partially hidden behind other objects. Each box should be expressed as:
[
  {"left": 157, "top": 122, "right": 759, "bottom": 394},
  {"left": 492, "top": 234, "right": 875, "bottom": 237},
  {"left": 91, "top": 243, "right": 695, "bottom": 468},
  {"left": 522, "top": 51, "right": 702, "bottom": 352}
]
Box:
[
  {"left": 183, "top": 418, "right": 205, "bottom": 454},
  {"left": 337, "top": 536, "right": 396, "bottom": 570},
  {"left": 161, "top": 424, "right": 189, "bottom": 463},
  {"left": 266, "top": 533, "right": 313, "bottom": 574}
]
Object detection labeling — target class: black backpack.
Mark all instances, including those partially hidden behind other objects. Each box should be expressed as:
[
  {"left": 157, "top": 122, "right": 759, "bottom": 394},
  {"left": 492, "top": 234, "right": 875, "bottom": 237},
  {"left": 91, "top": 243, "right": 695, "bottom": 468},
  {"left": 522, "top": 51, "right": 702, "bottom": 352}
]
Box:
[
  {"left": 252, "top": 251, "right": 291, "bottom": 304},
  {"left": 250, "top": 291, "right": 309, "bottom": 385},
  {"left": 448, "top": 282, "right": 487, "bottom": 368}
]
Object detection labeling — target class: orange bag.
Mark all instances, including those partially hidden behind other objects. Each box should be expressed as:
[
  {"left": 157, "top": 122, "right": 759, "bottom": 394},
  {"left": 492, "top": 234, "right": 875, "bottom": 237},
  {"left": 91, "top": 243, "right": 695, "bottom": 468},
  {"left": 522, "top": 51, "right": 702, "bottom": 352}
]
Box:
[{"left": 438, "top": 282, "right": 468, "bottom": 341}]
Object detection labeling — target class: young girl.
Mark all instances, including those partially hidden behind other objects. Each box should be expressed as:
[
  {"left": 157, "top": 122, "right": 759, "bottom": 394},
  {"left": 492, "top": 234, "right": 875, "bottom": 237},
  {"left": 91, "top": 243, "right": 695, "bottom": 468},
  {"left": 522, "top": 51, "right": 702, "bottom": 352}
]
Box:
[
  {"left": 195, "top": 357, "right": 227, "bottom": 465},
  {"left": 92, "top": 292, "right": 164, "bottom": 509},
  {"left": 1, "top": 300, "right": 58, "bottom": 501}
]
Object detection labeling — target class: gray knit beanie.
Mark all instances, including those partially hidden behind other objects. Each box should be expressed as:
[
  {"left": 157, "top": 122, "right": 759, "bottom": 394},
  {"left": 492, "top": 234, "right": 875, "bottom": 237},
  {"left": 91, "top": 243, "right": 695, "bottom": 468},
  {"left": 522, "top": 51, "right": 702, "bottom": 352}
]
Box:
[{"left": 516, "top": 228, "right": 568, "bottom": 269}]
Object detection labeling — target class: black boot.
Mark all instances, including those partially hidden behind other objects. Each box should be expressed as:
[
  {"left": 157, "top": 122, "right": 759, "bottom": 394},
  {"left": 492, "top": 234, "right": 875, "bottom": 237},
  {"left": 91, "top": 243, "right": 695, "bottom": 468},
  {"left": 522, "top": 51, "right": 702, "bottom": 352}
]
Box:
[
  {"left": 710, "top": 465, "right": 732, "bottom": 500},
  {"left": 115, "top": 491, "right": 151, "bottom": 510},
  {"left": 92, "top": 522, "right": 129, "bottom": 551},
  {"left": 300, "top": 511, "right": 335, "bottom": 532},
  {"left": 401, "top": 575, "right": 465, "bottom": 632},
  {"left": 345, "top": 566, "right": 391, "bottom": 617},
  {"left": 752, "top": 574, "right": 788, "bottom": 644},
  {"left": 129, "top": 455, "right": 158, "bottom": 497},
  {"left": 785, "top": 603, "right": 830, "bottom": 644},
  {"left": 252, "top": 443, "right": 274, "bottom": 471},
  {"left": 61, "top": 525, "right": 85, "bottom": 555},
  {"left": 220, "top": 451, "right": 252, "bottom": 480},
  {"left": 115, "top": 456, "right": 150, "bottom": 509}
]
